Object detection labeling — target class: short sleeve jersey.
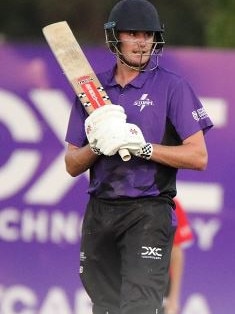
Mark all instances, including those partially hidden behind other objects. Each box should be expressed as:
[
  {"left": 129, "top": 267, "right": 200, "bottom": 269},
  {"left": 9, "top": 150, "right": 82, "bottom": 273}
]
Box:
[{"left": 65, "top": 65, "right": 213, "bottom": 199}]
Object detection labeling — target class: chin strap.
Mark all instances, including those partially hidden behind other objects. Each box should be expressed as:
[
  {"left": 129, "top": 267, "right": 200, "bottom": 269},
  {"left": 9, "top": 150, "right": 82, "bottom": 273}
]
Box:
[{"left": 118, "top": 51, "right": 161, "bottom": 72}]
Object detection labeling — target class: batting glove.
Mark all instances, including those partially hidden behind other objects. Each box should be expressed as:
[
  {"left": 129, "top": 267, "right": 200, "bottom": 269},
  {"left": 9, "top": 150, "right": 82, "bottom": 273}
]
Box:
[
  {"left": 84, "top": 104, "right": 127, "bottom": 154},
  {"left": 95, "top": 123, "right": 148, "bottom": 157},
  {"left": 120, "top": 126, "right": 153, "bottom": 160},
  {"left": 133, "top": 142, "right": 153, "bottom": 160}
]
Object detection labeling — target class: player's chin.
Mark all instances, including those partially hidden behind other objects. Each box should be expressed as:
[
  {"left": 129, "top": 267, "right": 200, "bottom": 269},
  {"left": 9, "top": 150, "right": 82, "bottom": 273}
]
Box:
[
  {"left": 133, "top": 59, "right": 150, "bottom": 68},
  {"left": 135, "top": 53, "right": 150, "bottom": 62}
]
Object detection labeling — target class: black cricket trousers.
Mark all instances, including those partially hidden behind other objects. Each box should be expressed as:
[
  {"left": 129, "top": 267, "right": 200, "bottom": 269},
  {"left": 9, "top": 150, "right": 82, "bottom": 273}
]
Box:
[{"left": 80, "top": 196, "right": 177, "bottom": 314}]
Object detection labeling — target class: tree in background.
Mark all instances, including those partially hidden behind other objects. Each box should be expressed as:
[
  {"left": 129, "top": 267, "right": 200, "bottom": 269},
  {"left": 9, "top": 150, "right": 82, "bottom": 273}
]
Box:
[
  {"left": 205, "top": 0, "right": 235, "bottom": 47},
  {"left": 156, "top": 0, "right": 206, "bottom": 47},
  {"left": 0, "top": 0, "right": 234, "bottom": 48}
]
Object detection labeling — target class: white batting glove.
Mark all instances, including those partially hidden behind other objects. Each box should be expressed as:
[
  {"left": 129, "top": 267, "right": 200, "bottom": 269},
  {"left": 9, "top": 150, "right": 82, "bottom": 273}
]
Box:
[
  {"left": 94, "top": 121, "right": 130, "bottom": 156},
  {"left": 119, "top": 125, "right": 153, "bottom": 160},
  {"left": 95, "top": 123, "right": 151, "bottom": 157},
  {"left": 84, "top": 105, "right": 126, "bottom": 154},
  {"left": 134, "top": 142, "right": 153, "bottom": 160}
]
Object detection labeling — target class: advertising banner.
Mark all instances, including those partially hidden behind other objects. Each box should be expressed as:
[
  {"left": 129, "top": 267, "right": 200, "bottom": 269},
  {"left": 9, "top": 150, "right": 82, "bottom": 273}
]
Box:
[{"left": 0, "top": 43, "right": 234, "bottom": 314}]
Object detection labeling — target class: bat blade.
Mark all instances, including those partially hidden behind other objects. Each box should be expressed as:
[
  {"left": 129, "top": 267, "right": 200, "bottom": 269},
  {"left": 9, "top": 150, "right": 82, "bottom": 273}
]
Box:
[{"left": 42, "top": 21, "right": 130, "bottom": 161}]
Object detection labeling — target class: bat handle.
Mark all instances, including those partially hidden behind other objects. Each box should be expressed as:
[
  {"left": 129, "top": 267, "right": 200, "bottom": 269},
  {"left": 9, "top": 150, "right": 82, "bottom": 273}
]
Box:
[{"left": 119, "top": 148, "right": 131, "bottom": 161}]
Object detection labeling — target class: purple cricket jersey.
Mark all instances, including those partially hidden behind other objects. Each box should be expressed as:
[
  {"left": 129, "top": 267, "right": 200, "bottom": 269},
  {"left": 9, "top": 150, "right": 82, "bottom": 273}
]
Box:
[{"left": 65, "top": 64, "right": 213, "bottom": 199}]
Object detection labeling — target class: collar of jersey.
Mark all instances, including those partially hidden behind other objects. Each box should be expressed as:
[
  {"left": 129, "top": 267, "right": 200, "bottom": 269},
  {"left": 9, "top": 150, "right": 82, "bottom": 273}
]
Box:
[{"left": 107, "top": 64, "right": 151, "bottom": 89}]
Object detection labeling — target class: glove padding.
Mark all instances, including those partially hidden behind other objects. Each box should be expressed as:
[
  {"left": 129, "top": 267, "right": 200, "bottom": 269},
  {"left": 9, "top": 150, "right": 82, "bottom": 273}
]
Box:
[
  {"left": 120, "top": 129, "right": 153, "bottom": 159},
  {"left": 85, "top": 105, "right": 127, "bottom": 153},
  {"left": 96, "top": 123, "right": 149, "bottom": 157}
]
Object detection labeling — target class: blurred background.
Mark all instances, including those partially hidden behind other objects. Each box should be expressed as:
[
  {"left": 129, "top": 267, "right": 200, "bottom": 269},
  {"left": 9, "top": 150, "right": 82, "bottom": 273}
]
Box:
[
  {"left": 0, "top": 0, "right": 235, "bottom": 47},
  {"left": 0, "top": 1, "right": 235, "bottom": 314}
]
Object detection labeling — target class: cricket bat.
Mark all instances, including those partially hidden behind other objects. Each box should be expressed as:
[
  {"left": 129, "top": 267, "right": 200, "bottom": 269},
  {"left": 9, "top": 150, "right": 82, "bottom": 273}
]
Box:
[{"left": 42, "top": 21, "right": 130, "bottom": 161}]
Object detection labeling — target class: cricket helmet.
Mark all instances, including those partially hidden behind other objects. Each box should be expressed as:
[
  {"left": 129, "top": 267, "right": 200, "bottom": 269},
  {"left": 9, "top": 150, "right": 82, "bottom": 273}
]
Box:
[{"left": 104, "top": 0, "right": 165, "bottom": 51}]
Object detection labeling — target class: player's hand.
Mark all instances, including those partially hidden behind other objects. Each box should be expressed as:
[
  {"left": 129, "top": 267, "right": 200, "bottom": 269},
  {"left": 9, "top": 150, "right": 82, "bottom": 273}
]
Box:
[
  {"left": 120, "top": 125, "right": 153, "bottom": 160},
  {"left": 95, "top": 123, "right": 142, "bottom": 156},
  {"left": 163, "top": 296, "right": 180, "bottom": 314},
  {"left": 95, "top": 123, "right": 152, "bottom": 158},
  {"left": 85, "top": 104, "right": 126, "bottom": 154},
  {"left": 129, "top": 142, "right": 153, "bottom": 160}
]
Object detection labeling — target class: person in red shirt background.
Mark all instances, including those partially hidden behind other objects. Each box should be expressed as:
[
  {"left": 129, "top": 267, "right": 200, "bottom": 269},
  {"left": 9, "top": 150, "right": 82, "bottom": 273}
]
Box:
[{"left": 163, "top": 199, "right": 194, "bottom": 314}]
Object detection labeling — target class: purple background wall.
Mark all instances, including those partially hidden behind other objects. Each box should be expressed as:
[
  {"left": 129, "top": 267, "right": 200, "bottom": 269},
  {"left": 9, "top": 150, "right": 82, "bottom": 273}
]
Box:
[{"left": 0, "top": 43, "right": 234, "bottom": 314}]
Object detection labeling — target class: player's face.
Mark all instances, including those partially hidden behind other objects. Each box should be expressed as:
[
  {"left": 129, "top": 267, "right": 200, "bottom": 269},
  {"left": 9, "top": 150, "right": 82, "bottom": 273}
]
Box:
[{"left": 118, "top": 31, "right": 154, "bottom": 67}]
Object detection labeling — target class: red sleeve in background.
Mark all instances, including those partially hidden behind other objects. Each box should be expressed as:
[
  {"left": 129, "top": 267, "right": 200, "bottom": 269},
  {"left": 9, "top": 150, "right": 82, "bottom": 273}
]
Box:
[{"left": 174, "top": 199, "right": 194, "bottom": 248}]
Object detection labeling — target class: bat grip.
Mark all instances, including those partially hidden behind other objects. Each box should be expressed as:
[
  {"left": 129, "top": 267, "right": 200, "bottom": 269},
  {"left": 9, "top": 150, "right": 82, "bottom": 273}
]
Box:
[{"left": 119, "top": 148, "right": 131, "bottom": 161}]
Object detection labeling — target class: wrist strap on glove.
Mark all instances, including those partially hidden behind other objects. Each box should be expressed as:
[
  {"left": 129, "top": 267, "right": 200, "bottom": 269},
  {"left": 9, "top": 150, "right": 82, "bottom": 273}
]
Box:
[
  {"left": 90, "top": 146, "right": 102, "bottom": 155},
  {"left": 136, "top": 143, "right": 153, "bottom": 160}
]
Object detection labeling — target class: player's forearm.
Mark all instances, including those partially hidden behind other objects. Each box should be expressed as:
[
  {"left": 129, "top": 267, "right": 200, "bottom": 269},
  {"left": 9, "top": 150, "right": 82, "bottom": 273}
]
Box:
[
  {"left": 65, "top": 144, "right": 98, "bottom": 176},
  {"left": 150, "top": 142, "right": 208, "bottom": 170},
  {"left": 169, "top": 246, "right": 184, "bottom": 300},
  {"left": 150, "top": 129, "right": 209, "bottom": 171}
]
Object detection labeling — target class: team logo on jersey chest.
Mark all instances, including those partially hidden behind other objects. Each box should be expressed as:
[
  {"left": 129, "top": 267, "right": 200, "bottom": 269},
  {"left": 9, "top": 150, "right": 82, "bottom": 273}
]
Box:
[{"left": 134, "top": 93, "right": 154, "bottom": 112}]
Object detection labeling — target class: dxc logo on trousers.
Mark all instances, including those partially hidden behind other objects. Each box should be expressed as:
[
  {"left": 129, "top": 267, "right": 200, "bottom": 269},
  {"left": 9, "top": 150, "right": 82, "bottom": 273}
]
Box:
[{"left": 141, "top": 246, "right": 163, "bottom": 260}]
